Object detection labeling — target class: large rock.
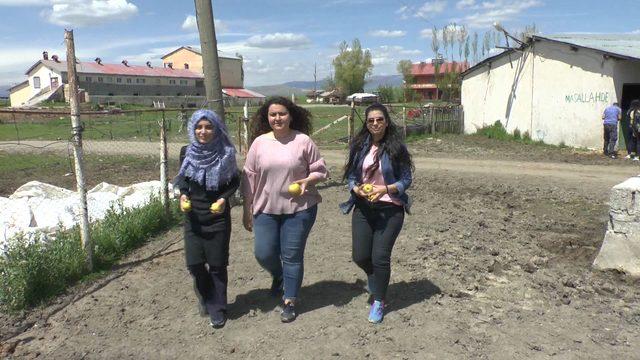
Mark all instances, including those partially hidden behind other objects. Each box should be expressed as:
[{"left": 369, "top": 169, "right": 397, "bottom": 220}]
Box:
[{"left": 593, "top": 176, "right": 640, "bottom": 276}]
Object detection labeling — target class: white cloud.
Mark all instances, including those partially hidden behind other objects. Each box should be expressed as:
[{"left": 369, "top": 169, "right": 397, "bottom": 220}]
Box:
[
  {"left": 456, "top": 0, "right": 476, "bottom": 9},
  {"left": 369, "top": 30, "right": 406, "bottom": 38},
  {"left": 420, "top": 29, "right": 433, "bottom": 38},
  {"left": 246, "top": 33, "right": 311, "bottom": 49},
  {"left": 181, "top": 14, "right": 228, "bottom": 33},
  {"left": 45, "top": 0, "right": 138, "bottom": 27},
  {"left": 0, "top": 0, "right": 48, "bottom": 5},
  {"left": 416, "top": 0, "right": 447, "bottom": 18},
  {"left": 632, "top": 29, "right": 640, "bottom": 34},
  {"left": 462, "top": 0, "right": 542, "bottom": 28}
]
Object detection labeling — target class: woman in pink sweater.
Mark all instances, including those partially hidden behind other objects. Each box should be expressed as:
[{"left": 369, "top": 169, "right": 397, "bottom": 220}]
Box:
[{"left": 242, "top": 96, "right": 328, "bottom": 323}]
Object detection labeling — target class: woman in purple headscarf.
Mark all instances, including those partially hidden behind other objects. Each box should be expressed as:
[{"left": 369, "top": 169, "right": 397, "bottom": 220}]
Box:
[{"left": 174, "top": 109, "right": 239, "bottom": 329}]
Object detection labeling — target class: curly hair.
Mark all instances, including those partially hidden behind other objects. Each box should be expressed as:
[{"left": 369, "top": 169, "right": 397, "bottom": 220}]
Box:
[
  {"left": 249, "top": 96, "right": 313, "bottom": 144},
  {"left": 343, "top": 103, "right": 414, "bottom": 180}
]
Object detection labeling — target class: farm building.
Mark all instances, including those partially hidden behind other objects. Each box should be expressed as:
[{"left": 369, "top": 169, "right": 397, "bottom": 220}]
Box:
[
  {"left": 9, "top": 48, "right": 263, "bottom": 107},
  {"left": 410, "top": 61, "right": 468, "bottom": 100},
  {"left": 461, "top": 34, "right": 640, "bottom": 149}
]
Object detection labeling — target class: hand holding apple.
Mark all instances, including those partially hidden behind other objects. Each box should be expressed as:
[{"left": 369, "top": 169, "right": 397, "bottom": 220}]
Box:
[
  {"left": 210, "top": 198, "right": 225, "bottom": 214},
  {"left": 180, "top": 195, "right": 192, "bottom": 212},
  {"left": 288, "top": 183, "right": 303, "bottom": 197}
]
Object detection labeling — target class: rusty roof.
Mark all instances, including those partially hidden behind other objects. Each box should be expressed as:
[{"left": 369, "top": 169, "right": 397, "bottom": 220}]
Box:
[{"left": 26, "top": 59, "right": 203, "bottom": 78}]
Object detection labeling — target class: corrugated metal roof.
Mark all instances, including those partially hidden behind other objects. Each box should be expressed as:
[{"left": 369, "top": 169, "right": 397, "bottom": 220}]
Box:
[
  {"left": 462, "top": 33, "right": 640, "bottom": 78},
  {"left": 28, "top": 60, "right": 203, "bottom": 78},
  {"left": 538, "top": 34, "right": 640, "bottom": 60},
  {"left": 411, "top": 62, "right": 468, "bottom": 76},
  {"left": 222, "top": 88, "right": 265, "bottom": 98}
]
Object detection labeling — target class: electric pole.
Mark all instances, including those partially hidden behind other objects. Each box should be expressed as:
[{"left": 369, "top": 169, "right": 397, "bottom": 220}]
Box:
[{"left": 194, "top": 0, "right": 225, "bottom": 123}]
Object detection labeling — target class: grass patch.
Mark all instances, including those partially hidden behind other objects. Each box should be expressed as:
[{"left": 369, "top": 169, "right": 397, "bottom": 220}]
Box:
[
  {"left": 0, "top": 105, "right": 357, "bottom": 144},
  {"left": 474, "top": 121, "right": 548, "bottom": 146},
  {"left": 0, "top": 197, "right": 180, "bottom": 310},
  {"left": 0, "top": 153, "right": 175, "bottom": 197}
]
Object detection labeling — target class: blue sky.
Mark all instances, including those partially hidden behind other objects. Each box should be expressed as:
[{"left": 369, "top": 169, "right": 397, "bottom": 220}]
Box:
[{"left": 0, "top": 0, "right": 638, "bottom": 87}]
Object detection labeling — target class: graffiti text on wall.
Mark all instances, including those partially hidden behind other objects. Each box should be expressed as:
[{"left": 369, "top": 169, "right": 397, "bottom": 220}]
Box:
[{"left": 565, "top": 92, "right": 609, "bottom": 104}]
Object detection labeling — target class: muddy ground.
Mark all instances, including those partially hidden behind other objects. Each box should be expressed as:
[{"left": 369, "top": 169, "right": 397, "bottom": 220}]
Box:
[{"left": 1, "top": 135, "right": 640, "bottom": 359}]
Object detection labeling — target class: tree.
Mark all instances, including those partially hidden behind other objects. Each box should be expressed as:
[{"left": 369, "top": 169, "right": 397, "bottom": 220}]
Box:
[
  {"left": 332, "top": 39, "right": 373, "bottom": 96},
  {"left": 376, "top": 84, "right": 396, "bottom": 103},
  {"left": 472, "top": 32, "right": 478, "bottom": 64},
  {"left": 430, "top": 26, "right": 440, "bottom": 58},
  {"left": 457, "top": 25, "right": 468, "bottom": 62},
  {"left": 397, "top": 59, "right": 415, "bottom": 102}
]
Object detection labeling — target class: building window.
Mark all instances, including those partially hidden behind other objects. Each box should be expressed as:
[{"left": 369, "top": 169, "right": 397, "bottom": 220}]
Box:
[
  {"left": 117, "top": 78, "right": 122, "bottom": 83},
  {"left": 98, "top": 77, "right": 103, "bottom": 82},
  {"left": 33, "top": 76, "right": 41, "bottom": 89},
  {"left": 85, "top": 76, "right": 92, "bottom": 82},
  {"left": 126, "top": 78, "right": 132, "bottom": 84},
  {"left": 169, "top": 79, "right": 176, "bottom": 85},
  {"left": 136, "top": 78, "right": 145, "bottom": 84},
  {"left": 184, "top": 63, "right": 189, "bottom": 69},
  {"left": 133, "top": 93, "right": 139, "bottom": 96},
  {"left": 177, "top": 92, "right": 182, "bottom": 96},
  {"left": 180, "top": 80, "right": 188, "bottom": 85}
]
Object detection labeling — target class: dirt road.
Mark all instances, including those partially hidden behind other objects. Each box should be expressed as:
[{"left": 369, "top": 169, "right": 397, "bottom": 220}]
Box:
[{"left": 1, "top": 138, "right": 639, "bottom": 359}]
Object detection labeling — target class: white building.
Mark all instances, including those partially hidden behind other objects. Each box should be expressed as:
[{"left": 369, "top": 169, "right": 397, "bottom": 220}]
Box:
[{"left": 461, "top": 34, "right": 640, "bottom": 149}]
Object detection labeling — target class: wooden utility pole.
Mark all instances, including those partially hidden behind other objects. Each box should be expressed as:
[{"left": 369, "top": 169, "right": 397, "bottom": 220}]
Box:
[
  {"left": 65, "top": 29, "right": 92, "bottom": 271},
  {"left": 194, "top": 0, "right": 225, "bottom": 123},
  {"left": 159, "top": 110, "right": 169, "bottom": 216}
]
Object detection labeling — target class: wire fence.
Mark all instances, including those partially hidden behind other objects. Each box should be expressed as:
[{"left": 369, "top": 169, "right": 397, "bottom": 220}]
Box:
[{"left": 387, "top": 104, "right": 464, "bottom": 137}]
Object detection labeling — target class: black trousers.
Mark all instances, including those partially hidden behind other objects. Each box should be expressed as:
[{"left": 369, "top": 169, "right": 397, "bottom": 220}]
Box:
[
  {"left": 603, "top": 124, "right": 618, "bottom": 156},
  {"left": 351, "top": 198, "right": 404, "bottom": 302},
  {"left": 188, "top": 264, "right": 228, "bottom": 315}
]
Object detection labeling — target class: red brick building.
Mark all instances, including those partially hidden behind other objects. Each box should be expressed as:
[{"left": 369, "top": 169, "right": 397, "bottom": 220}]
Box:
[{"left": 409, "top": 61, "right": 469, "bottom": 100}]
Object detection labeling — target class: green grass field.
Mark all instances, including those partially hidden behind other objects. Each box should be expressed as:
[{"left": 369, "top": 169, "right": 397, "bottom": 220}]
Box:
[{"left": 0, "top": 105, "right": 362, "bottom": 145}]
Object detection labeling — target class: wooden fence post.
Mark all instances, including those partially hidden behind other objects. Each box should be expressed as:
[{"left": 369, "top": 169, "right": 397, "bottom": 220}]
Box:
[{"left": 65, "top": 29, "right": 92, "bottom": 271}]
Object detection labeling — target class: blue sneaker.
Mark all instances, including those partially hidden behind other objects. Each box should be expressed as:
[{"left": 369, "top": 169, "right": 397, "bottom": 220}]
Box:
[{"left": 368, "top": 300, "right": 384, "bottom": 323}]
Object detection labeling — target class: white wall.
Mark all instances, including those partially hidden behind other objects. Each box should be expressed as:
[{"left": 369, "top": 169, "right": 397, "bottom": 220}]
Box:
[
  {"left": 28, "top": 64, "right": 62, "bottom": 97},
  {"left": 462, "top": 40, "right": 640, "bottom": 149}
]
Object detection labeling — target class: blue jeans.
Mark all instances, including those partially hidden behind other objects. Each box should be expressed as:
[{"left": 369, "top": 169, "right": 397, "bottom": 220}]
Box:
[{"left": 253, "top": 205, "right": 318, "bottom": 300}]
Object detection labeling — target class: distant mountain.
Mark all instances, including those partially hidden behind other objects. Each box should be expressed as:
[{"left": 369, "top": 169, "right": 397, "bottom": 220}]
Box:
[
  {"left": 0, "top": 85, "right": 10, "bottom": 98},
  {"left": 364, "top": 75, "right": 403, "bottom": 91},
  {"left": 247, "top": 84, "right": 307, "bottom": 98},
  {"left": 249, "top": 74, "right": 404, "bottom": 98}
]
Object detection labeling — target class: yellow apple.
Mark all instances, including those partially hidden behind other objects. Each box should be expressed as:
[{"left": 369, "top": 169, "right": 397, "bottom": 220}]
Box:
[
  {"left": 181, "top": 199, "right": 192, "bottom": 212},
  {"left": 288, "top": 183, "right": 302, "bottom": 197},
  {"left": 362, "top": 183, "right": 373, "bottom": 193},
  {"left": 210, "top": 202, "right": 223, "bottom": 214}
]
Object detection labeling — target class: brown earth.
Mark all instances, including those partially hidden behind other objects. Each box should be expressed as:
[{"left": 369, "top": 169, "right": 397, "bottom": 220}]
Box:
[{"left": 1, "top": 135, "right": 640, "bottom": 359}]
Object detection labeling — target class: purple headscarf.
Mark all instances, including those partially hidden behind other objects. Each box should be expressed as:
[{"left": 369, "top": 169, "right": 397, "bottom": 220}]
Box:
[{"left": 178, "top": 109, "right": 238, "bottom": 191}]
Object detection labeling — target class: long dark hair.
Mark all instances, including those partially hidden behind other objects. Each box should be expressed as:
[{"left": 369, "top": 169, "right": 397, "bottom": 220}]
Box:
[
  {"left": 249, "top": 96, "right": 313, "bottom": 144},
  {"left": 342, "top": 103, "right": 414, "bottom": 180}
]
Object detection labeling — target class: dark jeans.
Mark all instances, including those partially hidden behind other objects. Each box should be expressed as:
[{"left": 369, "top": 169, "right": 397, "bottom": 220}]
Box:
[
  {"left": 188, "top": 264, "right": 228, "bottom": 316},
  {"left": 603, "top": 124, "right": 618, "bottom": 156},
  {"left": 253, "top": 205, "right": 318, "bottom": 300},
  {"left": 351, "top": 199, "right": 404, "bottom": 302}
]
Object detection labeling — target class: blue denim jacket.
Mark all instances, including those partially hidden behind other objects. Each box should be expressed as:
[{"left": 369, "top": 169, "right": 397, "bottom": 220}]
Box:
[{"left": 339, "top": 137, "right": 412, "bottom": 214}]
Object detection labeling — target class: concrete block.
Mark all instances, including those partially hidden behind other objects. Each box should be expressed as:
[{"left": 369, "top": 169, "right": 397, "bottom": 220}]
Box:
[
  {"left": 608, "top": 176, "right": 640, "bottom": 214},
  {"left": 593, "top": 231, "right": 640, "bottom": 276},
  {"left": 594, "top": 176, "right": 640, "bottom": 276}
]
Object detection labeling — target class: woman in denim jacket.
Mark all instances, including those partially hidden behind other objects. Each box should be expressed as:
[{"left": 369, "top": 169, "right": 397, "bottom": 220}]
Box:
[{"left": 340, "top": 103, "right": 413, "bottom": 323}]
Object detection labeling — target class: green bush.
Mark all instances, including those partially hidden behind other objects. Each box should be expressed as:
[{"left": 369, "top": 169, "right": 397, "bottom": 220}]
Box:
[
  {"left": 0, "top": 197, "right": 179, "bottom": 310},
  {"left": 476, "top": 121, "right": 511, "bottom": 140}
]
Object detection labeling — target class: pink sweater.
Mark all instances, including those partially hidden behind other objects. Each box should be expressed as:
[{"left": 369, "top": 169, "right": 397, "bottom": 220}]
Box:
[
  {"left": 361, "top": 145, "right": 402, "bottom": 206},
  {"left": 242, "top": 131, "right": 328, "bottom": 215}
]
